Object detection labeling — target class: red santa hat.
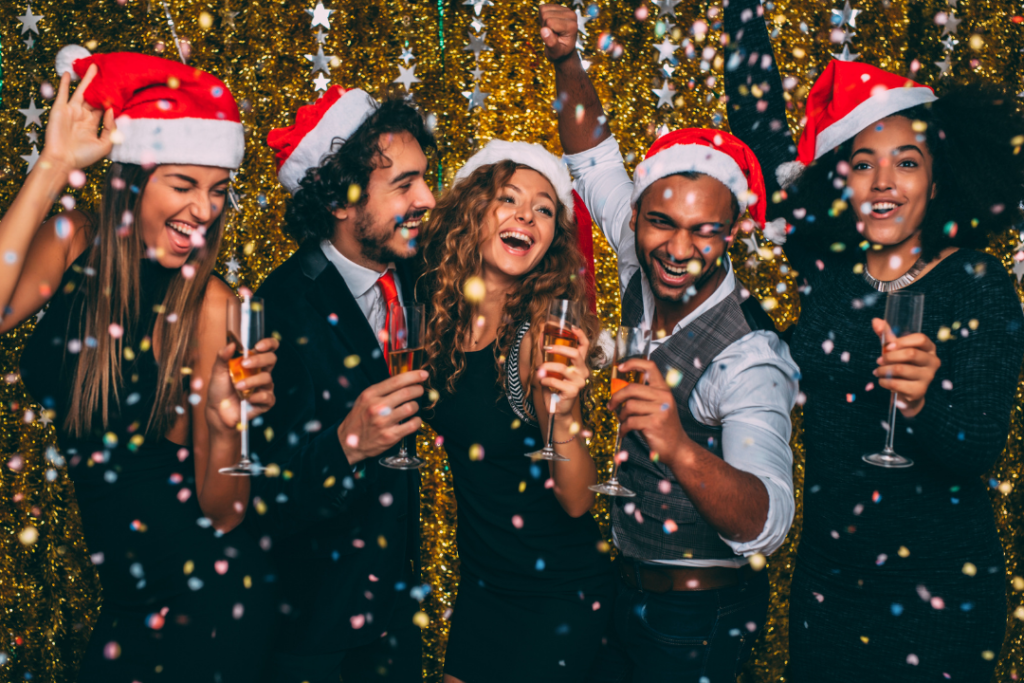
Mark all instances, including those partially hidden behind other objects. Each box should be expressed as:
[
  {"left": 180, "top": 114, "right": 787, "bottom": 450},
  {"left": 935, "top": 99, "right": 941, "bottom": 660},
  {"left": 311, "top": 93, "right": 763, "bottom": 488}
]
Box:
[
  {"left": 55, "top": 45, "right": 244, "bottom": 169},
  {"left": 776, "top": 60, "right": 938, "bottom": 187},
  {"left": 453, "top": 140, "right": 575, "bottom": 219},
  {"left": 631, "top": 128, "right": 767, "bottom": 226},
  {"left": 267, "top": 85, "right": 378, "bottom": 194}
]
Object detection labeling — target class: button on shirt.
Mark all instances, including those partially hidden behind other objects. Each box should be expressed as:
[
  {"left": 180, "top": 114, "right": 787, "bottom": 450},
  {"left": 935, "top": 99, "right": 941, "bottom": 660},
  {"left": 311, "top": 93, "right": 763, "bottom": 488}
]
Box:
[
  {"left": 320, "top": 240, "right": 404, "bottom": 351},
  {"left": 564, "top": 136, "right": 800, "bottom": 568}
]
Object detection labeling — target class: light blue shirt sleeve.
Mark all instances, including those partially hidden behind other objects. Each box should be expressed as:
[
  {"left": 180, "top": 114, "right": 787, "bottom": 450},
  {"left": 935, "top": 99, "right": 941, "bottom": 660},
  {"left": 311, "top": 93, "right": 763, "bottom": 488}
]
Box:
[
  {"left": 688, "top": 330, "right": 799, "bottom": 558},
  {"left": 562, "top": 136, "right": 639, "bottom": 295}
]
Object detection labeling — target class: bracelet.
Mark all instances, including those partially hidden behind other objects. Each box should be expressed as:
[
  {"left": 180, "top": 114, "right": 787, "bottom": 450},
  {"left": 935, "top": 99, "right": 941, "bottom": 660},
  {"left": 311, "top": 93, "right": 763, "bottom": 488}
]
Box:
[{"left": 552, "top": 434, "right": 577, "bottom": 445}]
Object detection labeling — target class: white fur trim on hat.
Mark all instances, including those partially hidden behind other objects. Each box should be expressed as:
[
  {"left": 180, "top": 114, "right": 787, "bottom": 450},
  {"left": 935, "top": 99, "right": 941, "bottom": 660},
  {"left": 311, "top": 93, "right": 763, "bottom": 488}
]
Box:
[
  {"left": 762, "top": 217, "right": 789, "bottom": 245},
  {"left": 453, "top": 140, "right": 575, "bottom": 219},
  {"left": 279, "top": 89, "right": 377, "bottom": 194},
  {"left": 56, "top": 44, "right": 91, "bottom": 81},
  {"left": 110, "top": 117, "right": 245, "bottom": 169},
  {"left": 814, "top": 86, "right": 938, "bottom": 160},
  {"left": 630, "top": 145, "right": 749, "bottom": 209}
]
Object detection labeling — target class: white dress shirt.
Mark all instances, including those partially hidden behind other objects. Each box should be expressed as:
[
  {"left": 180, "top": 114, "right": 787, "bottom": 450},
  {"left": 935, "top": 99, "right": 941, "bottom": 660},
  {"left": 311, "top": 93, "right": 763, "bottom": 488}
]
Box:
[
  {"left": 564, "top": 136, "right": 799, "bottom": 568},
  {"left": 320, "top": 240, "right": 404, "bottom": 351}
]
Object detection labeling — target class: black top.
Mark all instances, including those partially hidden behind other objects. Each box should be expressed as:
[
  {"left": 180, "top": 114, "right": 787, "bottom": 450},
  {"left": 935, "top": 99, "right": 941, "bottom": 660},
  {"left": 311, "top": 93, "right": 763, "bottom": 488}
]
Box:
[
  {"left": 723, "top": 0, "right": 1024, "bottom": 584},
  {"left": 20, "top": 251, "right": 273, "bottom": 609},
  {"left": 426, "top": 343, "right": 611, "bottom": 594}
]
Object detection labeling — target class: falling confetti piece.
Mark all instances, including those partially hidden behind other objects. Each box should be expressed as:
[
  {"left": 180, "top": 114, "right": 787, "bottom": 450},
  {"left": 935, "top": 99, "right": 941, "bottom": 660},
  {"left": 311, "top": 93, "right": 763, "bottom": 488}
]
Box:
[
  {"left": 350, "top": 614, "right": 365, "bottom": 629},
  {"left": 749, "top": 553, "right": 766, "bottom": 571},
  {"left": 463, "top": 276, "right": 486, "bottom": 303},
  {"left": 18, "top": 526, "right": 38, "bottom": 546},
  {"left": 412, "top": 611, "right": 429, "bottom": 628},
  {"left": 103, "top": 641, "right": 121, "bottom": 660}
]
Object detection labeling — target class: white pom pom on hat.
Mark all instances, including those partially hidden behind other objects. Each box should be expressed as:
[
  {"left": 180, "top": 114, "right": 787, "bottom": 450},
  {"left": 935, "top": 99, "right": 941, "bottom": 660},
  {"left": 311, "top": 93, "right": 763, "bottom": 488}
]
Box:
[{"left": 56, "top": 44, "right": 92, "bottom": 81}]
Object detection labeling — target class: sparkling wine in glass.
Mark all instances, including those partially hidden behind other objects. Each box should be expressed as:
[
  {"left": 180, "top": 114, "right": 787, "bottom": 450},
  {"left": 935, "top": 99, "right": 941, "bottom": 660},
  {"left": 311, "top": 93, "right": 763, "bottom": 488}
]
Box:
[
  {"left": 590, "top": 326, "right": 651, "bottom": 497},
  {"left": 526, "top": 299, "right": 580, "bottom": 462},
  {"left": 862, "top": 291, "right": 924, "bottom": 469},
  {"left": 381, "top": 302, "right": 427, "bottom": 470},
  {"left": 220, "top": 293, "right": 265, "bottom": 476}
]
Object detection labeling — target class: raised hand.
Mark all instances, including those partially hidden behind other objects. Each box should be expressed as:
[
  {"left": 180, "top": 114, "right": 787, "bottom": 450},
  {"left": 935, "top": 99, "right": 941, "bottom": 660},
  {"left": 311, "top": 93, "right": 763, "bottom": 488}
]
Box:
[
  {"left": 608, "top": 358, "right": 693, "bottom": 464},
  {"left": 207, "top": 337, "right": 279, "bottom": 433},
  {"left": 536, "top": 326, "right": 590, "bottom": 417},
  {"left": 539, "top": 4, "right": 579, "bottom": 63},
  {"left": 41, "top": 66, "right": 116, "bottom": 173},
  {"left": 337, "top": 370, "right": 428, "bottom": 466},
  {"left": 871, "top": 317, "right": 940, "bottom": 418}
]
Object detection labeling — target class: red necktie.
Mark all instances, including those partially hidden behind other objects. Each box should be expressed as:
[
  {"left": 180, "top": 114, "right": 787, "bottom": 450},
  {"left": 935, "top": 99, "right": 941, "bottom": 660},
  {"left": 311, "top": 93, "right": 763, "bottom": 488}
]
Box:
[{"left": 377, "top": 270, "right": 403, "bottom": 373}]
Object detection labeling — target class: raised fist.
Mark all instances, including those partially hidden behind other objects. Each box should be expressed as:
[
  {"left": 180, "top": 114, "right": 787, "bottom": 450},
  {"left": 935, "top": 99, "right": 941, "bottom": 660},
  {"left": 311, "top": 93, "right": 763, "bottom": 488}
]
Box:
[{"left": 539, "top": 4, "right": 578, "bottom": 64}]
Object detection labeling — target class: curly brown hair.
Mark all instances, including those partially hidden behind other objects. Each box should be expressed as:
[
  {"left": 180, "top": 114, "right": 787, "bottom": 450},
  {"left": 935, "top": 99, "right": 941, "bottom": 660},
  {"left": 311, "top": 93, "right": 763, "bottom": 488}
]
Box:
[{"left": 417, "top": 160, "right": 600, "bottom": 409}]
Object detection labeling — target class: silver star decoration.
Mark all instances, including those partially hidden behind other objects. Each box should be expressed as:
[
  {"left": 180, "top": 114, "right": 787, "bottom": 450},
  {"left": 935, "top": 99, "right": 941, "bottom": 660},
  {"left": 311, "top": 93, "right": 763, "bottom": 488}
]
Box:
[
  {"left": 26, "top": 130, "right": 38, "bottom": 144},
  {"left": 464, "top": 32, "right": 492, "bottom": 59},
  {"left": 19, "top": 99, "right": 43, "bottom": 128},
  {"left": 394, "top": 65, "right": 421, "bottom": 90},
  {"left": 314, "top": 27, "right": 327, "bottom": 44},
  {"left": 576, "top": 8, "right": 591, "bottom": 36},
  {"left": 947, "top": 0, "right": 957, "bottom": 7},
  {"left": 226, "top": 258, "right": 240, "bottom": 273},
  {"left": 312, "top": 72, "right": 330, "bottom": 91},
  {"left": 34, "top": 308, "right": 45, "bottom": 324},
  {"left": 24, "top": 35, "right": 35, "bottom": 49},
  {"left": 470, "top": 17, "right": 485, "bottom": 32},
  {"left": 939, "top": 36, "right": 958, "bottom": 51},
  {"left": 21, "top": 146, "right": 40, "bottom": 172},
  {"left": 220, "top": 8, "right": 239, "bottom": 28},
  {"left": 654, "top": 0, "right": 682, "bottom": 18},
  {"left": 307, "top": 2, "right": 334, "bottom": 29},
  {"left": 1013, "top": 257, "right": 1024, "bottom": 283},
  {"left": 934, "top": 55, "right": 952, "bottom": 76},
  {"left": 463, "top": 0, "right": 493, "bottom": 16},
  {"left": 470, "top": 65, "right": 485, "bottom": 80},
  {"left": 462, "top": 83, "right": 489, "bottom": 111},
  {"left": 741, "top": 234, "right": 759, "bottom": 254},
  {"left": 653, "top": 38, "right": 679, "bottom": 62},
  {"left": 18, "top": 5, "right": 41, "bottom": 34},
  {"left": 400, "top": 47, "right": 415, "bottom": 65},
  {"left": 39, "top": 411, "right": 52, "bottom": 427},
  {"left": 941, "top": 13, "right": 961, "bottom": 36},
  {"left": 305, "top": 45, "right": 335, "bottom": 74},
  {"left": 830, "top": 0, "right": 860, "bottom": 28},
  {"left": 837, "top": 27, "right": 856, "bottom": 44},
  {"left": 832, "top": 44, "right": 860, "bottom": 62},
  {"left": 652, "top": 80, "right": 675, "bottom": 109}
]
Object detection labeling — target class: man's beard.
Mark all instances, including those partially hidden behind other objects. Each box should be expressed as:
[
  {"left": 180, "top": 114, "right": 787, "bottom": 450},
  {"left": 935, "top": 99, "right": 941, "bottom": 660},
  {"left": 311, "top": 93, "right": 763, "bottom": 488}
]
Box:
[
  {"left": 353, "top": 208, "right": 416, "bottom": 264},
  {"left": 635, "top": 230, "right": 718, "bottom": 304}
]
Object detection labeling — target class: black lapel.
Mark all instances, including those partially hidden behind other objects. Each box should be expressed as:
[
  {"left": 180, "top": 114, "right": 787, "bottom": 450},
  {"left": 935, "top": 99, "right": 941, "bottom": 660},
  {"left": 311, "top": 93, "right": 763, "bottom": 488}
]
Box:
[
  {"left": 298, "top": 243, "right": 390, "bottom": 385},
  {"left": 393, "top": 258, "right": 417, "bottom": 305}
]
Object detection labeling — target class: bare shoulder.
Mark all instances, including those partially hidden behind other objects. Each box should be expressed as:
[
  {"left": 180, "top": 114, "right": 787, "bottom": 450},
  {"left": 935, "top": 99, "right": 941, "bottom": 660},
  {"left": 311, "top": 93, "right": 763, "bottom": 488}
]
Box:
[{"left": 37, "top": 209, "right": 92, "bottom": 270}]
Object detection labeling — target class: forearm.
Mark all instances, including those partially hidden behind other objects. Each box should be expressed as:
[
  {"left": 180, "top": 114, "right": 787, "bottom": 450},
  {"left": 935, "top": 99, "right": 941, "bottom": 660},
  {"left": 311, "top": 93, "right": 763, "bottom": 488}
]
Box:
[
  {"left": 198, "top": 431, "right": 250, "bottom": 532},
  {"left": 553, "top": 52, "right": 610, "bottom": 154},
  {"left": 665, "top": 441, "right": 769, "bottom": 542},
  {"left": 548, "top": 410, "right": 597, "bottom": 517}
]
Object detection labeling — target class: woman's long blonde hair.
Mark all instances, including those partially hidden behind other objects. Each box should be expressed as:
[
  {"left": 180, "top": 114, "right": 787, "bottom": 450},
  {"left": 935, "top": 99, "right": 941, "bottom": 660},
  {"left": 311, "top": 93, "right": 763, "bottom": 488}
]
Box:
[
  {"left": 418, "top": 160, "right": 600, "bottom": 408},
  {"left": 65, "top": 162, "right": 225, "bottom": 439}
]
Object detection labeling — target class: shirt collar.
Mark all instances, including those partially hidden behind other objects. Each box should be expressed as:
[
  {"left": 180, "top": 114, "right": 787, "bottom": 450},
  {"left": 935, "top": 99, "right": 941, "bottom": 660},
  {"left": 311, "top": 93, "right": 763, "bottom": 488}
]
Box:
[
  {"left": 320, "top": 240, "right": 393, "bottom": 298},
  {"left": 641, "top": 255, "right": 736, "bottom": 339}
]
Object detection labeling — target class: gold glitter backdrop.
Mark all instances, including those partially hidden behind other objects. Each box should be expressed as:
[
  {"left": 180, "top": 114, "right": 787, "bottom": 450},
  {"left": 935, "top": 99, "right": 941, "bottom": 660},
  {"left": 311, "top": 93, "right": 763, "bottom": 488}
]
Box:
[{"left": 0, "top": 0, "right": 1022, "bottom": 681}]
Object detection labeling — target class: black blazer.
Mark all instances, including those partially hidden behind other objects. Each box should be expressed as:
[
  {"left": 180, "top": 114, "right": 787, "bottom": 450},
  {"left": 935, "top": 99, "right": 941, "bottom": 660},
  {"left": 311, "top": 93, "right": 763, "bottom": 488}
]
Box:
[{"left": 248, "top": 242, "right": 420, "bottom": 655}]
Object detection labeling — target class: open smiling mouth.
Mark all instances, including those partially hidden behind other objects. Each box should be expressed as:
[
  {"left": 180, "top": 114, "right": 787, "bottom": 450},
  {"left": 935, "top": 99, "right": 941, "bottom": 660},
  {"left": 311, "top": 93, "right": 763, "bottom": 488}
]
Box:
[
  {"left": 166, "top": 220, "right": 199, "bottom": 252},
  {"left": 870, "top": 201, "right": 901, "bottom": 219},
  {"left": 654, "top": 257, "right": 698, "bottom": 286},
  {"left": 499, "top": 230, "right": 534, "bottom": 254}
]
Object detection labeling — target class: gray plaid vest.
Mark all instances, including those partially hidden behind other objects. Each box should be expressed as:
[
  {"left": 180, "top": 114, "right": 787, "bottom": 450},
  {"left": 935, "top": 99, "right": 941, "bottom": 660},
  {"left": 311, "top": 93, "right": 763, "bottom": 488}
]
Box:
[{"left": 612, "top": 269, "right": 752, "bottom": 561}]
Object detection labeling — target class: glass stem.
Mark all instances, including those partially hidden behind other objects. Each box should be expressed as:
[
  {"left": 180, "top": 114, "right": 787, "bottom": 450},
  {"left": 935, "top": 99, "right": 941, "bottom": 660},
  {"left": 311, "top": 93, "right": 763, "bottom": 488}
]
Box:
[
  {"left": 240, "top": 399, "right": 250, "bottom": 465},
  {"left": 544, "top": 403, "right": 557, "bottom": 449},
  {"left": 884, "top": 391, "right": 898, "bottom": 454},
  {"left": 609, "top": 429, "right": 623, "bottom": 482}
]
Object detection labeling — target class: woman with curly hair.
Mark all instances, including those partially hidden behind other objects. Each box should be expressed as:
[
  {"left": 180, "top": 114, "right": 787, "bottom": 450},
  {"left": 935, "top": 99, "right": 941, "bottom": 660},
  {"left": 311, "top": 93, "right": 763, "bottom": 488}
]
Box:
[
  {"left": 418, "top": 141, "right": 613, "bottom": 683},
  {"left": 723, "top": 2, "right": 1024, "bottom": 680}
]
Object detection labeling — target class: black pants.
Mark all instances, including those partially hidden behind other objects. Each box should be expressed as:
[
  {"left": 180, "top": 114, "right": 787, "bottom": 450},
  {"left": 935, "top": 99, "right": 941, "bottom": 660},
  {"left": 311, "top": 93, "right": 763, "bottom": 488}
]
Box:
[{"left": 590, "top": 563, "right": 769, "bottom": 683}]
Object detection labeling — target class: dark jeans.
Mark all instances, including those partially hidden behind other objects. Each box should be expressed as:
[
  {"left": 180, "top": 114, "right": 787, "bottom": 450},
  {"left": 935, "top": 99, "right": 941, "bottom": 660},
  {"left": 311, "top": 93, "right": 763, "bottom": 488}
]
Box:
[{"left": 590, "top": 562, "right": 769, "bottom": 683}]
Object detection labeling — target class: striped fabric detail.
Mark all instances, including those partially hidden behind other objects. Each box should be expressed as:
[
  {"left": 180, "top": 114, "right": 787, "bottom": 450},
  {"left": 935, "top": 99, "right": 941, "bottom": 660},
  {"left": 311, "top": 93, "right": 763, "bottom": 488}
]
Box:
[{"left": 505, "top": 321, "right": 538, "bottom": 425}]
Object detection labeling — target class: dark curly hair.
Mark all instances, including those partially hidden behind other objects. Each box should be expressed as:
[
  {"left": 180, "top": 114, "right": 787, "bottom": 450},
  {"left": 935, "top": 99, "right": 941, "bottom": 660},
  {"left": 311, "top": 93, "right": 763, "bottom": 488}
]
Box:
[
  {"left": 283, "top": 97, "right": 436, "bottom": 245},
  {"left": 782, "top": 81, "right": 1024, "bottom": 263}
]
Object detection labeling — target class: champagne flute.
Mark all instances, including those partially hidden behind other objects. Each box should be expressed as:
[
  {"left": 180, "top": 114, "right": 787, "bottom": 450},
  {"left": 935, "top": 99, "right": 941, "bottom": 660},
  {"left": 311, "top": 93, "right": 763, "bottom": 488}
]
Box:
[
  {"left": 862, "top": 291, "right": 924, "bottom": 469},
  {"left": 525, "top": 299, "right": 579, "bottom": 462},
  {"left": 219, "top": 292, "right": 265, "bottom": 476},
  {"left": 590, "top": 326, "right": 651, "bottom": 496},
  {"left": 381, "top": 302, "right": 426, "bottom": 470}
]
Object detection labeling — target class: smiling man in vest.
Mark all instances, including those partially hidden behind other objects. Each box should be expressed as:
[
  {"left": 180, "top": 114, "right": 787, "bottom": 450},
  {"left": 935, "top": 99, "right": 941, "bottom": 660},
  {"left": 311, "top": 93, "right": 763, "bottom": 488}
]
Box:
[{"left": 540, "top": 6, "right": 799, "bottom": 681}]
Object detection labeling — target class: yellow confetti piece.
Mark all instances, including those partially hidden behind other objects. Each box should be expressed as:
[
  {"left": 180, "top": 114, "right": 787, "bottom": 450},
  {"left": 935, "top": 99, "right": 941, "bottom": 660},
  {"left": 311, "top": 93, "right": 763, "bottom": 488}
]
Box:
[
  {"left": 665, "top": 368, "right": 682, "bottom": 388},
  {"left": 18, "top": 526, "right": 38, "bottom": 546},
  {"left": 348, "top": 184, "right": 362, "bottom": 204},
  {"left": 1013, "top": 606, "right": 1024, "bottom": 621},
  {"left": 999, "top": 481, "right": 1013, "bottom": 495},
  {"left": 982, "top": 650, "right": 995, "bottom": 660},
  {"left": 518, "top": 481, "right": 526, "bottom": 493},
  {"left": 323, "top": 476, "right": 336, "bottom": 488},
  {"left": 463, "top": 276, "right": 486, "bottom": 303},
  {"left": 123, "top": 347, "right": 135, "bottom": 361},
  {"left": 377, "top": 535, "right": 387, "bottom": 549},
  {"left": 511, "top": 418, "right": 521, "bottom": 430},
  {"left": 198, "top": 11, "right": 213, "bottom": 29},
  {"left": 898, "top": 546, "right": 910, "bottom": 558},
  {"left": 243, "top": 575, "right": 252, "bottom": 589},
  {"left": 254, "top": 499, "right": 267, "bottom": 515},
  {"left": 1012, "top": 576, "right": 1024, "bottom": 592},
  {"left": 469, "top": 444, "right": 484, "bottom": 461},
  {"left": 412, "top": 611, "right": 429, "bottom": 628},
  {"left": 596, "top": 540, "right": 610, "bottom": 553},
  {"left": 962, "top": 562, "right": 977, "bottom": 577},
  {"left": 183, "top": 560, "right": 194, "bottom": 575},
  {"left": 344, "top": 355, "right": 361, "bottom": 368},
  {"left": 264, "top": 463, "right": 281, "bottom": 478},
  {"left": 860, "top": 636, "right": 869, "bottom": 644},
  {"left": 264, "top": 427, "right": 275, "bottom": 443},
  {"left": 937, "top": 326, "right": 951, "bottom": 342},
  {"left": 749, "top": 553, "right": 766, "bottom": 572},
  {"left": 428, "top": 389, "right": 440, "bottom": 403}
]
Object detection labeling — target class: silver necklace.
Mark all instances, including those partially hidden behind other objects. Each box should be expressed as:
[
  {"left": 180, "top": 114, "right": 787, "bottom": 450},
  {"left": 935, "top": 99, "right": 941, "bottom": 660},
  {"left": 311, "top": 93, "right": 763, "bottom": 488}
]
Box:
[{"left": 863, "top": 258, "right": 928, "bottom": 292}]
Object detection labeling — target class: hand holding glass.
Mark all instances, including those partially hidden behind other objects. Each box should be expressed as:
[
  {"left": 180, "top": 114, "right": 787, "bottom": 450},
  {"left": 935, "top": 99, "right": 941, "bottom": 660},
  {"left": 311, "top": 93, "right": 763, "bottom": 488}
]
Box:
[
  {"left": 590, "top": 326, "right": 651, "bottom": 496},
  {"left": 526, "top": 299, "right": 580, "bottom": 462},
  {"left": 219, "top": 294, "right": 264, "bottom": 476},
  {"left": 862, "top": 291, "right": 924, "bottom": 469},
  {"left": 381, "top": 303, "right": 426, "bottom": 470}
]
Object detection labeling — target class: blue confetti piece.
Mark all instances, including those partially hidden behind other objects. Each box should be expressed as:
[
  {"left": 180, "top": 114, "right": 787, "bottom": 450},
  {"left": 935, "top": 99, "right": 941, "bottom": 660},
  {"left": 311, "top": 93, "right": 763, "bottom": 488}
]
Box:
[
  {"left": 555, "top": 623, "right": 570, "bottom": 635},
  {"left": 530, "top": 464, "right": 542, "bottom": 479},
  {"left": 957, "top": 431, "right": 965, "bottom": 441},
  {"left": 951, "top": 498, "right": 959, "bottom": 504},
  {"left": 524, "top": 437, "right": 536, "bottom": 448},
  {"left": 960, "top": 602, "right": 974, "bottom": 612},
  {"left": 891, "top": 603, "right": 903, "bottom": 616},
  {"left": 535, "top": 558, "right": 546, "bottom": 571}
]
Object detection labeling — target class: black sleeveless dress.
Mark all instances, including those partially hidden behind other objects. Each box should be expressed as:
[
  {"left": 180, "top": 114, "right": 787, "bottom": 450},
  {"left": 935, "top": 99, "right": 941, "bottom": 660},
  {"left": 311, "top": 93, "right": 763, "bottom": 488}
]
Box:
[
  {"left": 20, "top": 251, "right": 275, "bottom": 682},
  {"left": 426, "top": 331, "right": 614, "bottom": 683}
]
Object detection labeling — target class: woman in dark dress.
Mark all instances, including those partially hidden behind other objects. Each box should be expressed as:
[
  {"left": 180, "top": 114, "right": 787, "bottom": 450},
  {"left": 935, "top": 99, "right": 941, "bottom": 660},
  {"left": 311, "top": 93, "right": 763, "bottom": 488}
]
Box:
[
  {"left": 418, "top": 141, "right": 613, "bottom": 683},
  {"left": 723, "top": 3, "right": 1024, "bottom": 680},
  {"left": 6, "top": 50, "right": 277, "bottom": 680}
]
